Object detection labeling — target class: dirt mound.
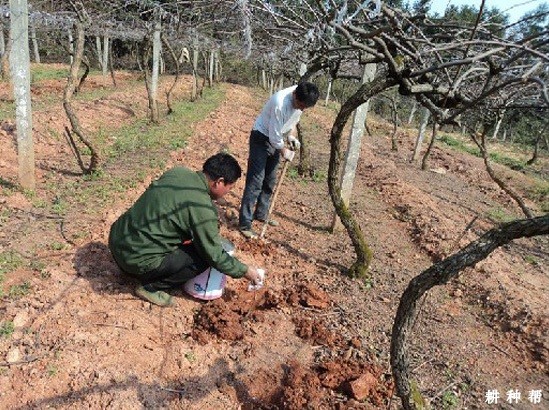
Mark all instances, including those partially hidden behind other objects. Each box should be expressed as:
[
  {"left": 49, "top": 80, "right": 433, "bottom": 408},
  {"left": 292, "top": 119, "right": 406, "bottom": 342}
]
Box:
[
  {"left": 218, "top": 359, "right": 379, "bottom": 410},
  {"left": 287, "top": 283, "right": 331, "bottom": 309},
  {"left": 274, "top": 357, "right": 392, "bottom": 409},
  {"left": 192, "top": 288, "right": 267, "bottom": 344},
  {"left": 192, "top": 283, "right": 331, "bottom": 344}
]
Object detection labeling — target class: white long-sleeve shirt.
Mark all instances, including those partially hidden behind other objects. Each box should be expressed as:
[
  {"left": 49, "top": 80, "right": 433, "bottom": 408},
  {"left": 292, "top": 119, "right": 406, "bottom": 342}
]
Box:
[{"left": 253, "top": 85, "right": 302, "bottom": 150}]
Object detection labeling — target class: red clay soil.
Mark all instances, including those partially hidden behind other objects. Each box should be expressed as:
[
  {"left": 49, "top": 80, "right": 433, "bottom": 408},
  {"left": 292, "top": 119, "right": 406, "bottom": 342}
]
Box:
[{"left": 0, "top": 64, "right": 548, "bottom": 409}]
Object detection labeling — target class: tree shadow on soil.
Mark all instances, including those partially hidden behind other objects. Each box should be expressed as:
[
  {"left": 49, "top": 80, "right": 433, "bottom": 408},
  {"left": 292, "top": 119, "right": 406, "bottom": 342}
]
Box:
[
  {"left": 72, "top": 241, "right": 136, "bottom": 298},
  {"left": 15, "top": 359, "right": 257, "bottom": 410},
  {"left": 269, "top": 237, "right": 349, "bottom": 273},
  {"left": 218, "top": 191, "right": 331, "bottom": 232},
  {"left": 14, "top": 358, "right": 260, "bottom": 409},
  {"left": 267, "top": 211, "right": 332, "bottom": 233},
  {"left": 37, "top": 161, "right": 83, "bottom": 177}
]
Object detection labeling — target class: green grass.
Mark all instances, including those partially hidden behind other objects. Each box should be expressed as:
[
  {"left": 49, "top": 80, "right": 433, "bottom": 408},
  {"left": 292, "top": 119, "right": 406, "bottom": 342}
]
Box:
[
  {"left": 486, "top": 207, "right": 517, "bottom": 223},
  {"left": 0, "top": 251, "right": 24, "bottom": 285},
  {"left": 0, "top": 176, "right": 18, "bottom": 192},
  {"left": 0, "top": 207, "right": 10, "bottom": 225},
  {"left": 287, "top": 167, "right": 300, "bottom": 180},
  {"left": 31, "top": 64, "right": 70, "bottom": 82},
  {"left": 441, "top": 391, "right": 459, "bottom": 409},
  {"left": 108, "top": 86, "right": 224, "bottom": 159},
  {"left": 0, "top": 101, "right": 13, "bottom": 122},
  {"left": 0, "top": 321, "right": 14, "bottom": 338},
  {"left": 524, "top": 255, "right": 539, "bottom": 266},
  {"left": 488, "top": 151, "right": 525, "bottom": 171},
  {"left": 51, "top": 86, "right": 226, "bottom": 214},
  {"left": 184, "top": 351, "right": 196, "bottom": 363},
  {"left": 49, "top": 242, "right": 67, "bottom": 251},
  {"left": 51, "top": 196, "right": 68, "bottom": 216},
  {"left": 8, "top": 281, "right": 31, "bottom": 299},
  {"left": 286, "top": 165, "right": 327, "bottom": 184},
  {"left": 439, "top": 134, "right": 480, "bottom": 157},
  {"left": 439, "top": 134, "right": 530, "bottom": 171},
  {"left": 526, "top": 182, "right": 549, "bottom": 212},
  {"left": 312, "top": 169, "right": 327, "bottom": 183},
  {"left": 439, "top": 135, "right": 549, "bottom": 210},
  {"left": 30, "top": 64, "right": 102, "bottom": 83}
]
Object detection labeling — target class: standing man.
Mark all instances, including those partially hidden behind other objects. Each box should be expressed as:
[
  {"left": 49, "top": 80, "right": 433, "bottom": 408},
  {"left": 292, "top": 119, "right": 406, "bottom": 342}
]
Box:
[
  {"left": 109, "top": 153, "right": 263, "bottom": 306},
  {"left": 239, "top": 81, "right": 319, "bottom": 239}
]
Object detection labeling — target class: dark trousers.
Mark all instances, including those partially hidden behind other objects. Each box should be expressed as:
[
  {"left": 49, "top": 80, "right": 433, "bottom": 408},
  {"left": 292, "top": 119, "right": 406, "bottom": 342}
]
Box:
[
  {"left": 131, "top": 244, "right": 208, "bottom": 290},
  {"left": 239, "top": 130, "right": 281, "bottom": 229}
]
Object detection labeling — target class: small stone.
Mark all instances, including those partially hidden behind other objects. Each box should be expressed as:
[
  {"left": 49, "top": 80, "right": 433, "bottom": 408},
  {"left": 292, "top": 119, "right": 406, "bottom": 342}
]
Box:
[
  {"left": 6, "top": 348, "right": 21, "bottom": 363},
  {"left": 430, "top": 167, "right": 447, "bottom": 175},
  {"left": 13, "top": 311, "right": 29, "bottom": 328},
  {"left": 348, "top": 371, "right": 378, "bottom": 401}
]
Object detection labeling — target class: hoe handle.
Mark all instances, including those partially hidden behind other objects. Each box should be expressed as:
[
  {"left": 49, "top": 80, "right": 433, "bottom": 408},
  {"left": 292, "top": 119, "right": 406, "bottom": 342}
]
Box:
[{"left": 260, "top": 160, "right": 290, "bottom": 239}]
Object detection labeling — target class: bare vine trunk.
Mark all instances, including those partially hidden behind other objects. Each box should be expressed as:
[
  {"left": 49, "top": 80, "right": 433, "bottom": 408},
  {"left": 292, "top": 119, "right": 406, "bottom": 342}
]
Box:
[
  {"left": 95, "top": 36, "right": 102, "bottom": 70},
  {"left": 389, "top": 96, "right": 399, "bottom": 151},
  {"left": 411, "top": 108, "right": 430, "bottom": 162},
  {"left": 391, "top": 215, "right": 549, "bottom": 410},
  {"left": 30, "top": 23, "right": 40, "bottom": 63},
  {"left": 328, "top": 75, "right": 397, "bottom": 278},
  {"left": 1, "top": 23, "right": 11, "bottom": 79},
  {"left": 473, "top": 129, "right": 533, "bottom": 218},
  {"left": 526, "top": 122, "right": 548, "bottom": 165},
  {"left": 108, "top": 45, "right": 117, "bottom": 87},
  {"left": 75, "top": 58, "right": 89, "bottom": 93},
  {"left": 139, "top": 34, "right": 159, "bottom": 124},
  {"left": 63, "top": 21, "right": 99, "bottom": 174},
  {"left": 161, "top": 34, "right": 181, "bottom": 115},
  {"left": 421, "top": 122, "right": 437, "bottom": 170},
  {"left": 191, "top": 47, "right": 199, "bottom": 101}
]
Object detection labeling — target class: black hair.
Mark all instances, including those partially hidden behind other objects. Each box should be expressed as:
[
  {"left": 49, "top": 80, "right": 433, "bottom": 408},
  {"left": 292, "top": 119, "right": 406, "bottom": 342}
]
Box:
[
  {"left": 295, "top": 82, "right": 320, "bottom": 108},
  {"left": 203, "top": 153, "right": 242, "bottom": 184}
]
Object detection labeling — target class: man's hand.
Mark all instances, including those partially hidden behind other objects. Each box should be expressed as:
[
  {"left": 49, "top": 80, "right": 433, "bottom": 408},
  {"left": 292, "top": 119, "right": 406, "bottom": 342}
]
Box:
[
  {"left": 288, "top": 135, "right": 301, "bottom": 151},
  {"left": 281, "top": 147, "right": 295, "bottom": 162},
  {"left": 244, "top": 266, "right": 263, "bottom": 285},
  {"left": 245, "top": 267, "right": 265, "bottom": 291}
]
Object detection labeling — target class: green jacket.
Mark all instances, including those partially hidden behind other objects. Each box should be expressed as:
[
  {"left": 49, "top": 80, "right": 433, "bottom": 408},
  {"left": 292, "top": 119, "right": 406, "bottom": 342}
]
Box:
[{"left": 108, "top": 167, "right": 247, "bottom": 278}]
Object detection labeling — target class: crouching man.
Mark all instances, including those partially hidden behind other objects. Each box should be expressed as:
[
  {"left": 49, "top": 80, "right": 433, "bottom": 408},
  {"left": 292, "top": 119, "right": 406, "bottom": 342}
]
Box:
[{"left": 109, "top": 153, "right": 263, "bottom": 306}]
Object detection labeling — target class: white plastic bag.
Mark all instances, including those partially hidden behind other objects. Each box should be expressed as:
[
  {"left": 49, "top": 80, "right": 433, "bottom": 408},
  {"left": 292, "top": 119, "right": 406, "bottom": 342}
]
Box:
[
  {"left": 183, "top": 238, "right": 234, "bottom": 300},
  {"left": 183, "top": 267, "right": 227, "bottom": 300}
]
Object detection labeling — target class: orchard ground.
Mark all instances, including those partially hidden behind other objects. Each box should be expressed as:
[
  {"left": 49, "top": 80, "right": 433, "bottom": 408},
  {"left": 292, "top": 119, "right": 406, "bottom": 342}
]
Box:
[{"left": 0, "top": 65, "right": 548, "bottom": 409}]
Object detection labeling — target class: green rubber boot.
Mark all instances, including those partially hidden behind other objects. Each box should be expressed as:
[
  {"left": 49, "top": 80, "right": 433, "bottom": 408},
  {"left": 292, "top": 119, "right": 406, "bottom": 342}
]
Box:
[{"left": 135, "top": 285, "right": 173, "bottom": 307}]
